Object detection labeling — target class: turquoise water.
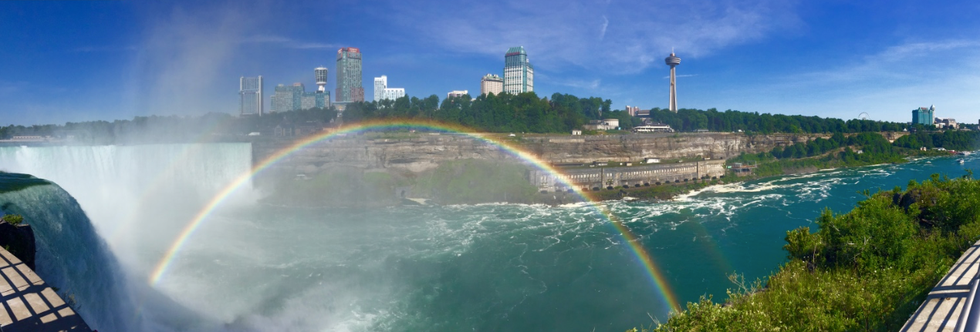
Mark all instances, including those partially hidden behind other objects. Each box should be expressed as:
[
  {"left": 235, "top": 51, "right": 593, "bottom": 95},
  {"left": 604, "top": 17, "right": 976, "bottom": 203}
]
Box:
[
  {"left": 0, "top": 145, "right": 976, "bottom": 331},
  {"left": 162, "top": 154, "right": 979, "bottom": 331}
]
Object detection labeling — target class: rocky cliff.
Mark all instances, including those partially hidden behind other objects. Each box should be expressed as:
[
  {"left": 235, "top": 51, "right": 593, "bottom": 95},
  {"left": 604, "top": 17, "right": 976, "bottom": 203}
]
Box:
[
  {"left": 0, "top": 216, "right": 35, "bottom": 270},
  {"left": 252, "top": 132, "right": 825, "bottom": 178}
]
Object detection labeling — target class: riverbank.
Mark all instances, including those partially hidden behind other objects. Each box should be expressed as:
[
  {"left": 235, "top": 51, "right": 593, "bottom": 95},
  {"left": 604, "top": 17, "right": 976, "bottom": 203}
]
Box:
[{"left": 634, "top": 173, "right": 980, "bottom": 331}]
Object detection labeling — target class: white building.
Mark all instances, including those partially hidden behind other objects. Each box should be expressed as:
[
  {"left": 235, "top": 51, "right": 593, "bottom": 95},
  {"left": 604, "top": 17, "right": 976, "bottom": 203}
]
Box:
[
  {"left": 633, "top": 124, "right": 674, "bottom": 133},
  {"left": 447, "top": 90, "right": 468, "bottom": 98},
  {"left": 583, "top": 119, "right": 620, "bottom": 131},
  {"left": 374, "top": 75, "right": 406, "bottom": 102},
  {"left": 481, "top": 74, "right": 503, "bottom": 96},
  {"left": 935, "top": 117, "right": 959, "bottom": 129}
]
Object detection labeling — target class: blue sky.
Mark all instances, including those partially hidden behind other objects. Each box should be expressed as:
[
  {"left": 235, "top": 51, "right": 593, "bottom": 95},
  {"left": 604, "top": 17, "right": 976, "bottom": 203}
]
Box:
[{"left": 2, "top": 0, "right": 979, "bottom": 126}]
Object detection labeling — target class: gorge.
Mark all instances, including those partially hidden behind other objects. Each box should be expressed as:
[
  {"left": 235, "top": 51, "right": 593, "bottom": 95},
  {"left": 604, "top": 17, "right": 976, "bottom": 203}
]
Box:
[{"left": 0, "top": 131, "right": 962, "bottom": 331}]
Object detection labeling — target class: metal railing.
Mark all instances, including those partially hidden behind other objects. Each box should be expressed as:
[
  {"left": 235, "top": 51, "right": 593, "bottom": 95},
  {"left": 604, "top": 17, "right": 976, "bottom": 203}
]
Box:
[{"left": 956, "top": 272, "right": 980, "bottom": 332}]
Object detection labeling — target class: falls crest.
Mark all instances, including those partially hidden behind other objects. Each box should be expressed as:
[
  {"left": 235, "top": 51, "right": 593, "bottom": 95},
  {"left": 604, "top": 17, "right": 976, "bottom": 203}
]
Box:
[
  {"left": 0, "top": 174, "right": 132, "bottom": 331},
  {"left": 0, "top": 144, "right": 256, "bottom": 331}
]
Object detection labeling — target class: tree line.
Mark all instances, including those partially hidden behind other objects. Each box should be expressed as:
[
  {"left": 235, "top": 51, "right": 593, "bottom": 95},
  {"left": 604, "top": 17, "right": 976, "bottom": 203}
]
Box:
[
  {"left": 645, "top": 108, "right": 909, "bottom": 133},
  {"left": 3, "top": 91, "right": 971, "bottom": 143},
  {"left": 341, "top": 92, "right": 611, "bottom": 133}
]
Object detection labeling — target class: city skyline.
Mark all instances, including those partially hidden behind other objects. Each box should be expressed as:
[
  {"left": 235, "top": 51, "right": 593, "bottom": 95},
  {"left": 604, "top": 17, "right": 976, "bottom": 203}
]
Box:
[{"left": 2, "top": 1, "right": 980, "bottom": 125}]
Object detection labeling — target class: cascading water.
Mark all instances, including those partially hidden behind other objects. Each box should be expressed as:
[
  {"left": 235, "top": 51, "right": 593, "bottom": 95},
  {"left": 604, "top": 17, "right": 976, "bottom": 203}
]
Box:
[
  {"left": 0, "top": 144, "right": 254, "bottom": 274},
  {"left": 0, "top": 144, "right": 255, "bottom": 331},
  {"left": 0, "top": 173, "right": 133, "bottom": 331},
  {"left": 0, "top": 143, "right": 975, "bottom": 331}
]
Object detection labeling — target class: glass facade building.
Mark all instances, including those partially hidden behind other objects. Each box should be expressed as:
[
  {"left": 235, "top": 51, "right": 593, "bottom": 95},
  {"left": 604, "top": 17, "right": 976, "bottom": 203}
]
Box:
[
  {"left": 503, "top": 47, "right": 533, "bottom": 95},
  {"left": 336, "top": 47, "right": 364, "bottom": 102},
  {"left": 271, "top": 83, "right": 328, "bottom": 112},
  {"left": 239, "top": 76, "right": 263, "bottom": 116},
  {"left": 912, "top": 105, "right": 935, "bottom": 126}
]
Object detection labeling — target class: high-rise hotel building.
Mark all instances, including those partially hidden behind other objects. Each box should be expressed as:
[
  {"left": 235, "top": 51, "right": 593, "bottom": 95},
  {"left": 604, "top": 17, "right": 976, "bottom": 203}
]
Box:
[
  {"left": 336, "top": 47, "right": 364, "bottom": 103},
  {"left": 239, "top": 76, "right": 263, "bottom": 116},
  {"left": 481, "top": 74, "right": 503, "bottom": 96},
  {"left": 503, "top": 47, "right": 533, "bottom": 95}
]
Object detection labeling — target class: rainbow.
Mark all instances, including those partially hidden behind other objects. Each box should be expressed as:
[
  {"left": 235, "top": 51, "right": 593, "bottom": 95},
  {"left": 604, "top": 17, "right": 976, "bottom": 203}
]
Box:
[{"left": 148, "top": 119, "right": 683, "bottom": 313}]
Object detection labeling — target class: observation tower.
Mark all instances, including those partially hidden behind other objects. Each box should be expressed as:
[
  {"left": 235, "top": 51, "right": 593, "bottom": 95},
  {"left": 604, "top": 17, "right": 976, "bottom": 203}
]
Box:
[
  {"left": 665, "top": 52, "right": 681, "bottom": 112},
  {"left": 315, "top": 67, "right": 328, "bottom": 93}
]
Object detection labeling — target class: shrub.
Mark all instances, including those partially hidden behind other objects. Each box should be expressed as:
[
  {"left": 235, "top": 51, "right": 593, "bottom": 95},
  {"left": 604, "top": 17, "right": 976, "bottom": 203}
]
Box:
[
  {"left": 3, "top": 215, "right": 23, "bottom": 226},
  {"left": 642, "top": 175, "right": 980, "bottom": 331}
]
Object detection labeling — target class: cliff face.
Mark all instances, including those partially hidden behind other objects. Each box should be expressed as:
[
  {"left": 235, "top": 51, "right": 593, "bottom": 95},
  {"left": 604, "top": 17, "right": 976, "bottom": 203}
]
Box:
[
  {"left": 249, "top": 132, "right": 837, "bottom": 204},
  {"left": 521, "top": 133, "right": 827, "bottom": 164},
  {"left": 0, "top": 218, "right": 35, "bottom": 270},
  {"left": 253, "top": 132, "right": 824, "bottom": 178}
]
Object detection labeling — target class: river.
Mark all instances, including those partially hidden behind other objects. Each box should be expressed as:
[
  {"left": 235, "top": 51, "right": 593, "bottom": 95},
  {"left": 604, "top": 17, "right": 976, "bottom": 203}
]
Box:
[{"left": 0, "top": 144, "right": 975, "bottom": 331}]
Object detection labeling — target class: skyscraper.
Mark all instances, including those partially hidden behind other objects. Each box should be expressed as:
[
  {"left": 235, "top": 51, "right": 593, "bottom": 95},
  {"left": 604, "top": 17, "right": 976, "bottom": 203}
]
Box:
[
  {"left": 374, "top": 75, "right": 387, "bottom": 102},
  {"left": 240, "top": 76, "right": 263, "bottom": 116},
  {"left": 271, "top": 83, "right": 305, "bottom": 112},
  {"left": 503, "top": 47, "right": 533, "bottom": 95},
  {"left": 481, "top": 74, "right": 503, "bottom": 96},
  {"left": 336, "top": 47, "right": 364, "bottom": 103},
  {"left": 665, "top": 52, "right": 681, "bottom": 113}
]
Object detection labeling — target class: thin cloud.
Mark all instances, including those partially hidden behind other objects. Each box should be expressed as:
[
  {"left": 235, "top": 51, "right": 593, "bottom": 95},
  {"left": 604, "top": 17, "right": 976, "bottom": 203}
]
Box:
[
  {"left": 783, "top": 39, "right": 980, "bottom": 87},
  {"left": 242, "top": 34, "right": 338, "bottom": 50},
  {"left": 0, "top": 81, "right": 24, "bottom": 96},
  {"left": 730, "top": 39, "right": 980, "bottom": 122},
  {"left": 599, "top": 15, "right": 609, "bottom": 41},
  {"left": 382, "top": 0, "right": 801, "bottom": 74},
  {"left": 556, "top": 78, "right": 603, "bottom": 90},
  {"left": 72, "top": 45, "right": 139, "bottom": 53}
]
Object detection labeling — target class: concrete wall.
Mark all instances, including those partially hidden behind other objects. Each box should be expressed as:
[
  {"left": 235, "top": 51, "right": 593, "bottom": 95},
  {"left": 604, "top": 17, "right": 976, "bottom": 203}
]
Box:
[{"left": 528, "top": 160, "right": 727, "bottom": 192}]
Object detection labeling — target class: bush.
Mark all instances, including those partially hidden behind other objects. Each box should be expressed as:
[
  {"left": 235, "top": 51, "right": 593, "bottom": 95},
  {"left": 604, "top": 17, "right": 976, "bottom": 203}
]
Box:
[
  {"left": 3, "top": 215, "right": 23, "bottom": 226},
  {"left": 643, "top": 175, "right": 980, "bottom": 331}
]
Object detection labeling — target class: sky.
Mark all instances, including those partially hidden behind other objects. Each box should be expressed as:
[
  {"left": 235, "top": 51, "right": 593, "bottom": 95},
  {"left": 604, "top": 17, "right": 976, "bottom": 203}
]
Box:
[{"left": 1, "top": 0, "right": 979, "bottom": 126}]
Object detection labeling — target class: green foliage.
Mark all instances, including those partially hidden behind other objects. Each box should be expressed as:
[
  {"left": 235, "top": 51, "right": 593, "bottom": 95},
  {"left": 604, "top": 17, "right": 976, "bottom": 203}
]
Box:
[
  {"left": 3, "top": 96, "right": 937, "bottom": 141},
  {"left": 3, "top": 214, "right": 23, "bottom": 226},
  {"left": 644, "top": 175, "right": 980, "bottom": 331},
  {"left": 893, "top": 131, "right": 980, "bottom": 151},
  {"left": 645, "top": 108, "right": 907, "bottom": 134}
]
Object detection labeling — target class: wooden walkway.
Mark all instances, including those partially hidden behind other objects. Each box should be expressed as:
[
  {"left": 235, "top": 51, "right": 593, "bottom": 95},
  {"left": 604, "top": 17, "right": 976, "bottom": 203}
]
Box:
[
  {"left": 901, "top": 240, "right": 980, "bottom": 332},
  {"left": 0, "top": 247, "right": 91, "bottom": 332}
]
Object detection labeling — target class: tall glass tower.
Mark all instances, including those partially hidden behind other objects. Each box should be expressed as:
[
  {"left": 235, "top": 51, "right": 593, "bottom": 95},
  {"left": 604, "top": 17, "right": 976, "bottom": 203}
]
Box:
[
  {"left": 503, "top": 46, "right": 533, "bottom": 95},
  {"left": 336, "top": 47, "right": 364, "bottom": 102},
  {"left": 239, "top": 76, "right": 263, "bottom": 116}
]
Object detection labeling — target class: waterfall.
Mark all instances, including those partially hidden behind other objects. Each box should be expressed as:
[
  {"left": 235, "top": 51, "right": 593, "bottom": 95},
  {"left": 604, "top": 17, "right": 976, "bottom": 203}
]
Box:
[
  {"left": 0, "top": 174, "right": 132, "bottom": 330},
  {"left": 0, "top": 143, "right": 256, "bottom": 331}
]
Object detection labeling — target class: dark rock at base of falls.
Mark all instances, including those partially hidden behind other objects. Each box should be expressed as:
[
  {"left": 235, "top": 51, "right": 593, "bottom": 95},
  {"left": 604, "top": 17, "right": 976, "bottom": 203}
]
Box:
[{"left": 0, "top": 217, "right": 36, "bottom": 270}]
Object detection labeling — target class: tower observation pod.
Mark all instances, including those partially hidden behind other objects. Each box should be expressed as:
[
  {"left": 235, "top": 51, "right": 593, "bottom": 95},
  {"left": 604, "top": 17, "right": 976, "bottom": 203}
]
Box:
[
  {"left": 665, "top": 52, "right": 681, "bottom": 113},
  {"left": 315, "top": 67, "right": 328, "bottom": 92}
]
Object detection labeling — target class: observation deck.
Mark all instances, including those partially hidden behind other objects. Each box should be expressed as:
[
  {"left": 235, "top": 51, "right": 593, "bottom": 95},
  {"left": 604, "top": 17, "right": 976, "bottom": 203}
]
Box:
[
  {"left": 901, "top": 239, "right": 980, "bottom": 331},
  {"left": 0, "top": 247, "right": 91, "bottom": 331}
]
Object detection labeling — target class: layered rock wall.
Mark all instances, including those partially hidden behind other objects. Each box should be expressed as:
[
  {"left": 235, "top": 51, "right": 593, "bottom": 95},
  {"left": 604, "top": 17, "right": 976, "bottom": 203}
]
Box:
[{"left": 252, "top": 132, "right": 824, "bottom": 180}]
